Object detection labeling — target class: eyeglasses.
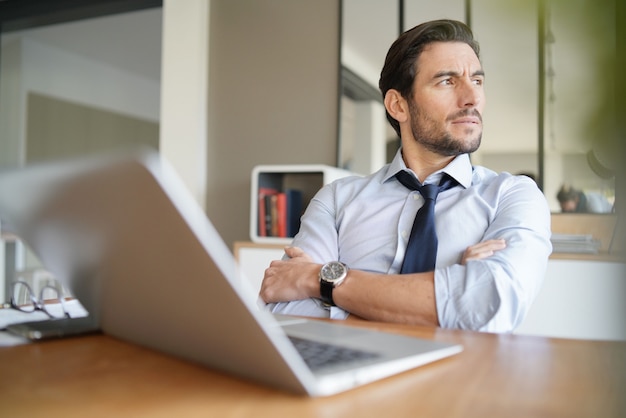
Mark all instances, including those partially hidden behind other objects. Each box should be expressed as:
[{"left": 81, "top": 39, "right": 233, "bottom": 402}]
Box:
[{"left": 10, "top": 280, "right": 71, "bottom": 319}]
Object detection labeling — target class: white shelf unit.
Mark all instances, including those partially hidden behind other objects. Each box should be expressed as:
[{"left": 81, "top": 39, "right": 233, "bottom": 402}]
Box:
[{"left": 250, "top": 164, "right": 354, "bottom": 244}]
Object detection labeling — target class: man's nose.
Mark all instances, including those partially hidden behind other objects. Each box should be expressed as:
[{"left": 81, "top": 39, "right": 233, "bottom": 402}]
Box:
[{"left": 458, "top": 80, "right": 482, "bottom": 108}]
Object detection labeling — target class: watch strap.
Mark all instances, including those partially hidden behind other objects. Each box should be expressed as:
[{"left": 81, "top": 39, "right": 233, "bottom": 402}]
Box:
[{"left": 319, "top": 279, "right": 335, "bottom": 306}]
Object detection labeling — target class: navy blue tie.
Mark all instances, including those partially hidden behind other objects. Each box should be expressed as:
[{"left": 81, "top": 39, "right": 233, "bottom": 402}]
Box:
[{"left": 395, "top": 171, "right": 458, "bottom": 273}]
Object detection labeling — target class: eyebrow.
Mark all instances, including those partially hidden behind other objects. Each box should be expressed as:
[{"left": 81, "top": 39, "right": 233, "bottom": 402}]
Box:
[{"left": 433, "top": 69, "right": 485, "bottom": 79}]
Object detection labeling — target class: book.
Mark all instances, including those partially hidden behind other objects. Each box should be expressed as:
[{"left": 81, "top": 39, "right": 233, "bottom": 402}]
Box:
[
  {"left": 258, "top": 187, "right": 277, "bottom": 237},
  {"left": 285, "top": 188, "right": 303, "bottom": 238},
  {"left": 269, "top": 194, "right": 279, "bottom": 237},
  {"left": 276, "top": 192, "right": 287, "bottom": 237},
  {"left": 257, "top": 187, "right": 303, "bottom": 238}
]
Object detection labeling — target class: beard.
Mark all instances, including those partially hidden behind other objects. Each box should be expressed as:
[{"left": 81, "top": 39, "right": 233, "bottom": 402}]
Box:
[{"left": 408, "top": 99, "right": 482, "bottom": 156}]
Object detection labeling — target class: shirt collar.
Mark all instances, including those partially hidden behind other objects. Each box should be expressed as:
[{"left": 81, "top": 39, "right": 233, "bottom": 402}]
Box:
[{"left": 383, "top": 147, "right": 473, "bottom": 188}]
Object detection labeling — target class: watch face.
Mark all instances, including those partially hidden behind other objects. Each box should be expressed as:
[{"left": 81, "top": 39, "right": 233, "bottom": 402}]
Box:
[{"left": 321, "top": 262, "right": 346, "bottom": 282}]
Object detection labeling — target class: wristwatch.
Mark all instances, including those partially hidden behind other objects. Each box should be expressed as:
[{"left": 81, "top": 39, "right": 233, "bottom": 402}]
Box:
[{"left": 319, "top": 261, "right": 349, "bottom": 306}]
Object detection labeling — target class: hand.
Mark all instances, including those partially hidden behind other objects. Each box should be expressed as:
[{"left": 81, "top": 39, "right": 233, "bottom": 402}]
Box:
[
  {"left": 259, "top": 247, "right": 320, "bottom": 303},
  {"left": 461, "top": 239, "right": 506, "bottom": 265}
]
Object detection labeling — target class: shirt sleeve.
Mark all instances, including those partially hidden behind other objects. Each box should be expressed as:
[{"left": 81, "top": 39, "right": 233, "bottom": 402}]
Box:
[
  {"left": 434, "top": 176, "right": 553, "bottom": 332},
  {"left": 584, "top": 192, "right": 612, "bottom": 213},
  {"left": 264, "top": 184, "right": 351, "bottom": 320}
]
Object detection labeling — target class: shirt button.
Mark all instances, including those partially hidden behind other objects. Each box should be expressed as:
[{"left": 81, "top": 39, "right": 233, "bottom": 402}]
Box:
[
  {"left": 413, "top": 194, "right": 420, "bottom": 200},
  {"left": 401, "top": 230, "right": 409, "bottom": 239}
]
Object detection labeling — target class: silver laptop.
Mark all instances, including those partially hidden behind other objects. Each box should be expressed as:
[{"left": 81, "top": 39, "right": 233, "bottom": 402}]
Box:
[{"left": 0, "top": 148, "right": 462, "bottom": 397}]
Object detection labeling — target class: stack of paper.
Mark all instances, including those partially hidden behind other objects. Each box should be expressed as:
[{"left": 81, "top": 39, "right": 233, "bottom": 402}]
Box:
[{"left": 550, "top": 233, "right": 602, "bottom": 254}]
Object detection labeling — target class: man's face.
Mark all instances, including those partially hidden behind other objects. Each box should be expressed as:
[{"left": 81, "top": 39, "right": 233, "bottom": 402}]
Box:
[
  {"left": 407, "top": 42, "right": 485, "bottom": 156},
  {"left": 560, "top": 199, "right": 578, "bottom": 212}
]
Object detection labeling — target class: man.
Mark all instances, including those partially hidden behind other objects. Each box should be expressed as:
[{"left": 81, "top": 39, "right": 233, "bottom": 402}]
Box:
[
  {"left": 556, "top": 184, "right": 613, "bottom": 213},
  {"left": 260, "top": 20, "right": 552, "bottom": 333}
]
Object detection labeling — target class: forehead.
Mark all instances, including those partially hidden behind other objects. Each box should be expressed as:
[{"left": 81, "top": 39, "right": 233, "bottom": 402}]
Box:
[{"left": 416, "top": 41, "right": 482, "bottom": 76}]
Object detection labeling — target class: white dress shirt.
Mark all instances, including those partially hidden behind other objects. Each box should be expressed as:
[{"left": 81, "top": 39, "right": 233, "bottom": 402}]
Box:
[{"left": 269, "top": 149, "right": 552, "bottom": 333}]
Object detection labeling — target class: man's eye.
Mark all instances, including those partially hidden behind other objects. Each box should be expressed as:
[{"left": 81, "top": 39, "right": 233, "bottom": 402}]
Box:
[
  {"left": 472, "top": 78, "right": 484, "bottom": 86},
  {"left": 439, "top": 79, "right": 453, "bottom": 86}
]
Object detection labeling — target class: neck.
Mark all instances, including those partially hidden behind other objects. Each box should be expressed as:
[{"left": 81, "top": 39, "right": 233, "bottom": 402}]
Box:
[{"left": 401, "top": 141, "right": 456, "bottom": 181}]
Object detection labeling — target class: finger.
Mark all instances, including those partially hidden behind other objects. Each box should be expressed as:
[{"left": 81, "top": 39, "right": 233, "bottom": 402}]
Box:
[
  {"left": 284, "top": 246, "right": 314, "bottom": 263},
  {"left": 469, "top": 242, "right": 504, "bottom": 255},
  {"left": 486, "top": 238, "right": 506, "bottom": 249},
  {"left": 470, "top": 239, "right": 506, "bottom": 251},
  {"left": 465, "top": 249, "right": 495, "bottom": 260},
  {"left": 284, "top": 246, "right": 304, "bottom": 258},
  {"left": 462, "top": 240, "right": 507, "bottom": 264}
]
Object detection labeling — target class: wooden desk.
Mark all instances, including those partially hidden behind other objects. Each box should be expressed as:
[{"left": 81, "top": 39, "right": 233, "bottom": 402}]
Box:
[{"left": 1, "top": 322, "right": 624, "bottom": 418}]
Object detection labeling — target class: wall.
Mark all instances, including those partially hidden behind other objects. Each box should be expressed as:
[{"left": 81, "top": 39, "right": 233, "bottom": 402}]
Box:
[
  {"left": 515, "top": 260, "right": 626, "bottom": 341},
  {"left": 206, "top": 1, "right": 340, "bottom": 247},
  {"left": 27, "top": 92, "right": 158, "bottom": 161},
  {"left": 0, "top": 35, "right": 160, "bottom": 168}
]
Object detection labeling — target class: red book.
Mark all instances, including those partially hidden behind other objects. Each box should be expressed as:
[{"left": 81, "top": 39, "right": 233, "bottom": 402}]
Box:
[
  {"left": 276, "top": 192, "right": 287, "bottom": 237},
  {"left": 269, "top": 194, "right": 279, "bottom": 237}
]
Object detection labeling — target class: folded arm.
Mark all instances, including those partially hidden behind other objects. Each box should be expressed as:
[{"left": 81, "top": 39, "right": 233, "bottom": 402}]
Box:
[{"left": 260, "top": 240, "right": 506, "bottom": 326}]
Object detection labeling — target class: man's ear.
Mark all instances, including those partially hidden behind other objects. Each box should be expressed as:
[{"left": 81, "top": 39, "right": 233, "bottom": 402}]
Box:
[{"left": 383, "top": 89, "right": 408, "bottom": 123}]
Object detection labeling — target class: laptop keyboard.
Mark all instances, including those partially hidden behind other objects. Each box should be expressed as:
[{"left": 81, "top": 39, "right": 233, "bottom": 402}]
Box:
[{"left": 288, "top": 336, "right": 380, "bottom": 371}]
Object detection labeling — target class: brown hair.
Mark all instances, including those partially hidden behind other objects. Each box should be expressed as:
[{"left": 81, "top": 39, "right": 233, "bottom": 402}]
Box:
[{"left": 556, "top": 185, "right": 581, "bottom": 203}]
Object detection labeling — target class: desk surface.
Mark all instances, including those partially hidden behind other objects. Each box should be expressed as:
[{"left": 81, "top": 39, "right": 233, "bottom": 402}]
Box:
[{"left": 1, "top": 320, "right": 625, "bottom": 418}]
